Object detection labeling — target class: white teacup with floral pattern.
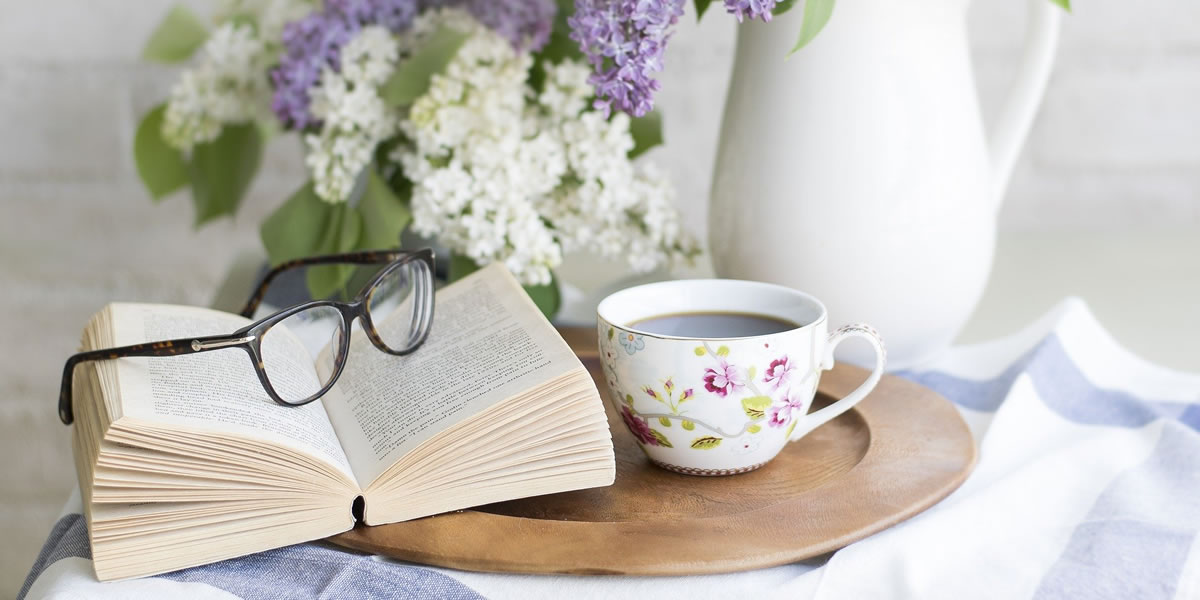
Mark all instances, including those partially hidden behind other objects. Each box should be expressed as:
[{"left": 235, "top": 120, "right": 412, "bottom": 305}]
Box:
[{"left": 596, "top": 279, "right": 886, "bottom": 476}]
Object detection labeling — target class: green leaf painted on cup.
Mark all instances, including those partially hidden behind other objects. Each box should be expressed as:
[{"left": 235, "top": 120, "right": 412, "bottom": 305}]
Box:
[
  {"left": 694, "top": 346, "right": 706, "bottom": 356},
  {"left": 785, "top": 420, "right": 797, "bottom": 438},
  {"left": 658, "top": 417, "right": 671, "bottom": 428},
  {"left": 624, "top": 393, "right": 634, "bottom": 406},
  {"left": 741, "top": 395, "right": 771, "bottom": 420},
  {"left": 608, "top": 327, "right": 615, "bottom": 340},
  {"left": 748, "top": 424, "right": 762, "bottom": 434},
  {"left": 690, "top": 436, "right": 722, "bottom": 450},
  {"left": 747, "top": 366, "right": 757, "bottom": 381},
  {"left": 649, "top": 429, "right": 673, "bottom": 448},
  {"left": 716, "top": 345, "right": 730, "bottom": 357},
  {"left": 682, "top": 420, "right": 695, "bottom": 431}
]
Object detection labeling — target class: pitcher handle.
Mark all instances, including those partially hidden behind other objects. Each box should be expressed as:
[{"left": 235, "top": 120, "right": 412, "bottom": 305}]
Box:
[
  {"left": 790, "top": 324, "right": 886, "bottom": 441},
  {"left": 987, "top": 0, "right": 1063, "bottom": 209}
]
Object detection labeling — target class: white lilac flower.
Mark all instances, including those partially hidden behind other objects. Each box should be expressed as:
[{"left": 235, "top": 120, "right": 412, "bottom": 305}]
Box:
[
  {"left": 304, "top": 25, "right": 400, "bottom": 203},
  {"left": 394, "top": 9, "right": 696, "bottom": 285},
  {"left": 162, "top": 22, "right": 270, "bottom": 151}
]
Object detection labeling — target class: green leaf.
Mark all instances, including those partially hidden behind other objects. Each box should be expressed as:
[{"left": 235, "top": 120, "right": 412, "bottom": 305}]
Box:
[
  {"left": 608, "top": 327, "right": 615, "bottom": 341},
  {"left": 748, "top": 424, "right": 762, "bottom": 434},
  {"left": 357, "top": 167, "right": 411, "bottom": 249},
  {"left": 694, "top": 346, "right": 706, "bottom": 356},
  {"left": 381, "top": 26, "right": 469, "bottom": 106},
  {"left": 1049, "top": 0, "right": 1070, "bottom": 11},
  {"left": 628, "top": 110, "right": 663, "bottom": 159},
  {"left": 747, "top": 366, "right": 757, "bottom": 381},
  {"left": 528, "top": 26, "right": 585, "bottom": 93},
  {"left": 260, "top": 181, "right": 363, "bottom": 298},
  {"left": 448, "top": 253, "right": 481, "bottom": 282},
  {"left": 188, "top": 123, "right": 262, "bottom": 226},
  {"left": 133, "top": 104, "right": 187, "bottom": 201},
  {"left": 681, "top": 420, "right": 695, "bottom": 431},
  {"left": 307, "top": 204, "right": 364, "bottom": 298},
  {"left": 690, "top": 436, "right": 722, "bottom": 450},
  {"left": 785, "top": 420, "right": 797, "bottom": 438},
  {"left": 261, "top": 183, "right": 331, "bottom": 264},
  {"left": 649, "top": 429, "right": 673, "bottom": 448},
  {"left": 142, "top": 5, "right": 209, "bottom": 64},
  {"left": 773, "top": 0, "right": 799, "bottom": 16},
  {"left": 531, "top": 0, "right": 582, "bottom": 70},
  {"left": 716, "top": 345, "right": 730, "bottom": 357},
  {"left": 553, "top": 0, "right": 575, "bottom": 29},
  {"left": 694, "top": 0, "right": 715, "bottom": 20},
  {"left": 741, "top": 395, "right": 772, "bottom": 420},
  {"left": 624, "top": 393, "right": 634, "bottom": 406},
  {"left": 658, "top": 417, "right": 672, "bottom": 428},
  {"left": 523, "top": 272, "right": 561, "bottom": 320},
  {"left": 789, "top": 0, "right": 836, "bottom": 55}
]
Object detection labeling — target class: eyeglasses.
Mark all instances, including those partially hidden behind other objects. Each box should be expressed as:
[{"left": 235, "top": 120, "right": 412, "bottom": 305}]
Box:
[{"left": 58, "top": 249, "right": 435, "bottom": 425}]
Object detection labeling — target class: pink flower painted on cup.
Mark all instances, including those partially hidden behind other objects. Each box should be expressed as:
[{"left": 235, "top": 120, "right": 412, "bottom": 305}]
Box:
[
  {"left": 763, "top": 355, "right": 797, "bottom": 390},
  {"left": 703, "top": 360, "right": 744, "bottom": 397},
  {"left": 621, "top": 405, "right": 659, "bottom": 446},
  {"left": 768, "top": 388, "right": 807, "bottom": 428}
]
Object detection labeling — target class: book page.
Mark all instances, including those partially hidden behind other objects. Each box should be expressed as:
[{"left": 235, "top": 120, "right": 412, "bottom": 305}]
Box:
[
  {"left": 109, "top": 303, "right": 354, "bottom": 480},
  {"left": 320, "top": 264, "right": 581, "bottom": 486}
]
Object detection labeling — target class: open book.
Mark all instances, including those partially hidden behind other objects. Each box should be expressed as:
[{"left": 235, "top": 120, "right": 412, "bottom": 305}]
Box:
[{"left": 69, "top": 263, "right": 615, "bottom": 581}]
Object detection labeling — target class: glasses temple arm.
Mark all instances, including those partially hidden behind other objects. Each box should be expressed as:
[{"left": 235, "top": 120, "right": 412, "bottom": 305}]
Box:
[
  {"left": 237, "top": 250, "right": 420, "bottom": 318},
  {"left": 57, "top": 334, "right": 252, "bottom": 425}
]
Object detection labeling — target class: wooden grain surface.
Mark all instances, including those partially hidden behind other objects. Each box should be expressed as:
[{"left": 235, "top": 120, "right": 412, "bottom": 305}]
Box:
[{"left": 327, "top": 327, "right": 976, "bottom": 575}]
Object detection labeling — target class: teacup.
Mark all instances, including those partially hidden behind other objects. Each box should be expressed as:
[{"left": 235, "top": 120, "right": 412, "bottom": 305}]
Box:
[{"left": 596, "top": 279, "right": 885, "bottom": 476}]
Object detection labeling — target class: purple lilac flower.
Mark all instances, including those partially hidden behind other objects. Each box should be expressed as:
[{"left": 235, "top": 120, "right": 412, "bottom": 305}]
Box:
[
  {"left": 433, "top": 0, "right": 556, "bottom": 51},
  {"left": 271, "top": 0, "right": 555, "bottom": 129},
  {"left": 567, "top": 0, "right": 685, "bottom": 117},
  {"left": 724, "top": 0, "right": 777, "bottom": 23},
  {"left": 272, "top": 0, "right": 418, "bottom": 129}
]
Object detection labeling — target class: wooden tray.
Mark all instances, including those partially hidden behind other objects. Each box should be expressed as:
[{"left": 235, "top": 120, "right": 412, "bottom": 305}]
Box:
[{"left": 327, "top": 327, "right": 976, "bottom": 575}]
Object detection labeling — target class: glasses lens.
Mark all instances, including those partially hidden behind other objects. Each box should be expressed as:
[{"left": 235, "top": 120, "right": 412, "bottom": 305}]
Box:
[
  {"left": 367, "top": 260, "right": 429, "bottom": 352},
  {"left": 260, "top": 305, "right": 344, "bottom": 405}
]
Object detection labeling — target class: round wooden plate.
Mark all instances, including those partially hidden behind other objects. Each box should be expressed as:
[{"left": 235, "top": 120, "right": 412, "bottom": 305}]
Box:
[{"left": 327, "top": 328, "right": 976, "bottom": 575}]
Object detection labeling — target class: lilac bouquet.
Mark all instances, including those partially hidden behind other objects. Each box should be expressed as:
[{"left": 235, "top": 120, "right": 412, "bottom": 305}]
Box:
[{"left": 133, "top": 0, "right": 827, "bottom": 313}]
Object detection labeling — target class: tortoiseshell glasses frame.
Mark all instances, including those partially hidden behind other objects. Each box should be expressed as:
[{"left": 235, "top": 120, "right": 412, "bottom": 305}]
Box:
[{"left": 58, "top": 248, "right": 435, "bottom": 425}]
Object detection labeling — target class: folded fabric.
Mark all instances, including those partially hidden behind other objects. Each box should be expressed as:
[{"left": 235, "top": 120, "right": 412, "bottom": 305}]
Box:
[{"left": 21, "top": 298, "right": 1200, "bottom": 600}]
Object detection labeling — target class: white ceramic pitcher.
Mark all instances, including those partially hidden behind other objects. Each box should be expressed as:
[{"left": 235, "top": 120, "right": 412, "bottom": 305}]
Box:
[{"left": 708, "top": 0, "right": 1061, "bottom": 369}]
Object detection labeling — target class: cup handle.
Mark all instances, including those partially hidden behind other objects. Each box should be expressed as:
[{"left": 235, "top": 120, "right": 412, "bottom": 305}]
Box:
[{"left": 790, "top": 324, "right": 887, "bottom": 441}]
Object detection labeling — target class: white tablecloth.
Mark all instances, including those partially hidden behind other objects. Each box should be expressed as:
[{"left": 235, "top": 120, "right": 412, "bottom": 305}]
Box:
[{"left": 20, "top": 299, "right": 1200, "bottom": 599}]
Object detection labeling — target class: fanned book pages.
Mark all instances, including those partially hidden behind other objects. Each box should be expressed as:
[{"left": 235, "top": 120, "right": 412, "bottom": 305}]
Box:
[{"left": 68, "top": 264, "right": 615, "bottom": 581}]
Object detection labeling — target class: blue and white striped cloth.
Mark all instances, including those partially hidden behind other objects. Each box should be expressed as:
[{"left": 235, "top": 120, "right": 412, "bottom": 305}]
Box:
[{"left": 20, "top": 299, "right": 1200, "bottom": 599}]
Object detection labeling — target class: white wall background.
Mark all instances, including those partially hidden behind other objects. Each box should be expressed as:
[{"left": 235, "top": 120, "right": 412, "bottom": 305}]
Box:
[{"left": 1, "top": 0, "right": 1197, "bottom": 594}]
